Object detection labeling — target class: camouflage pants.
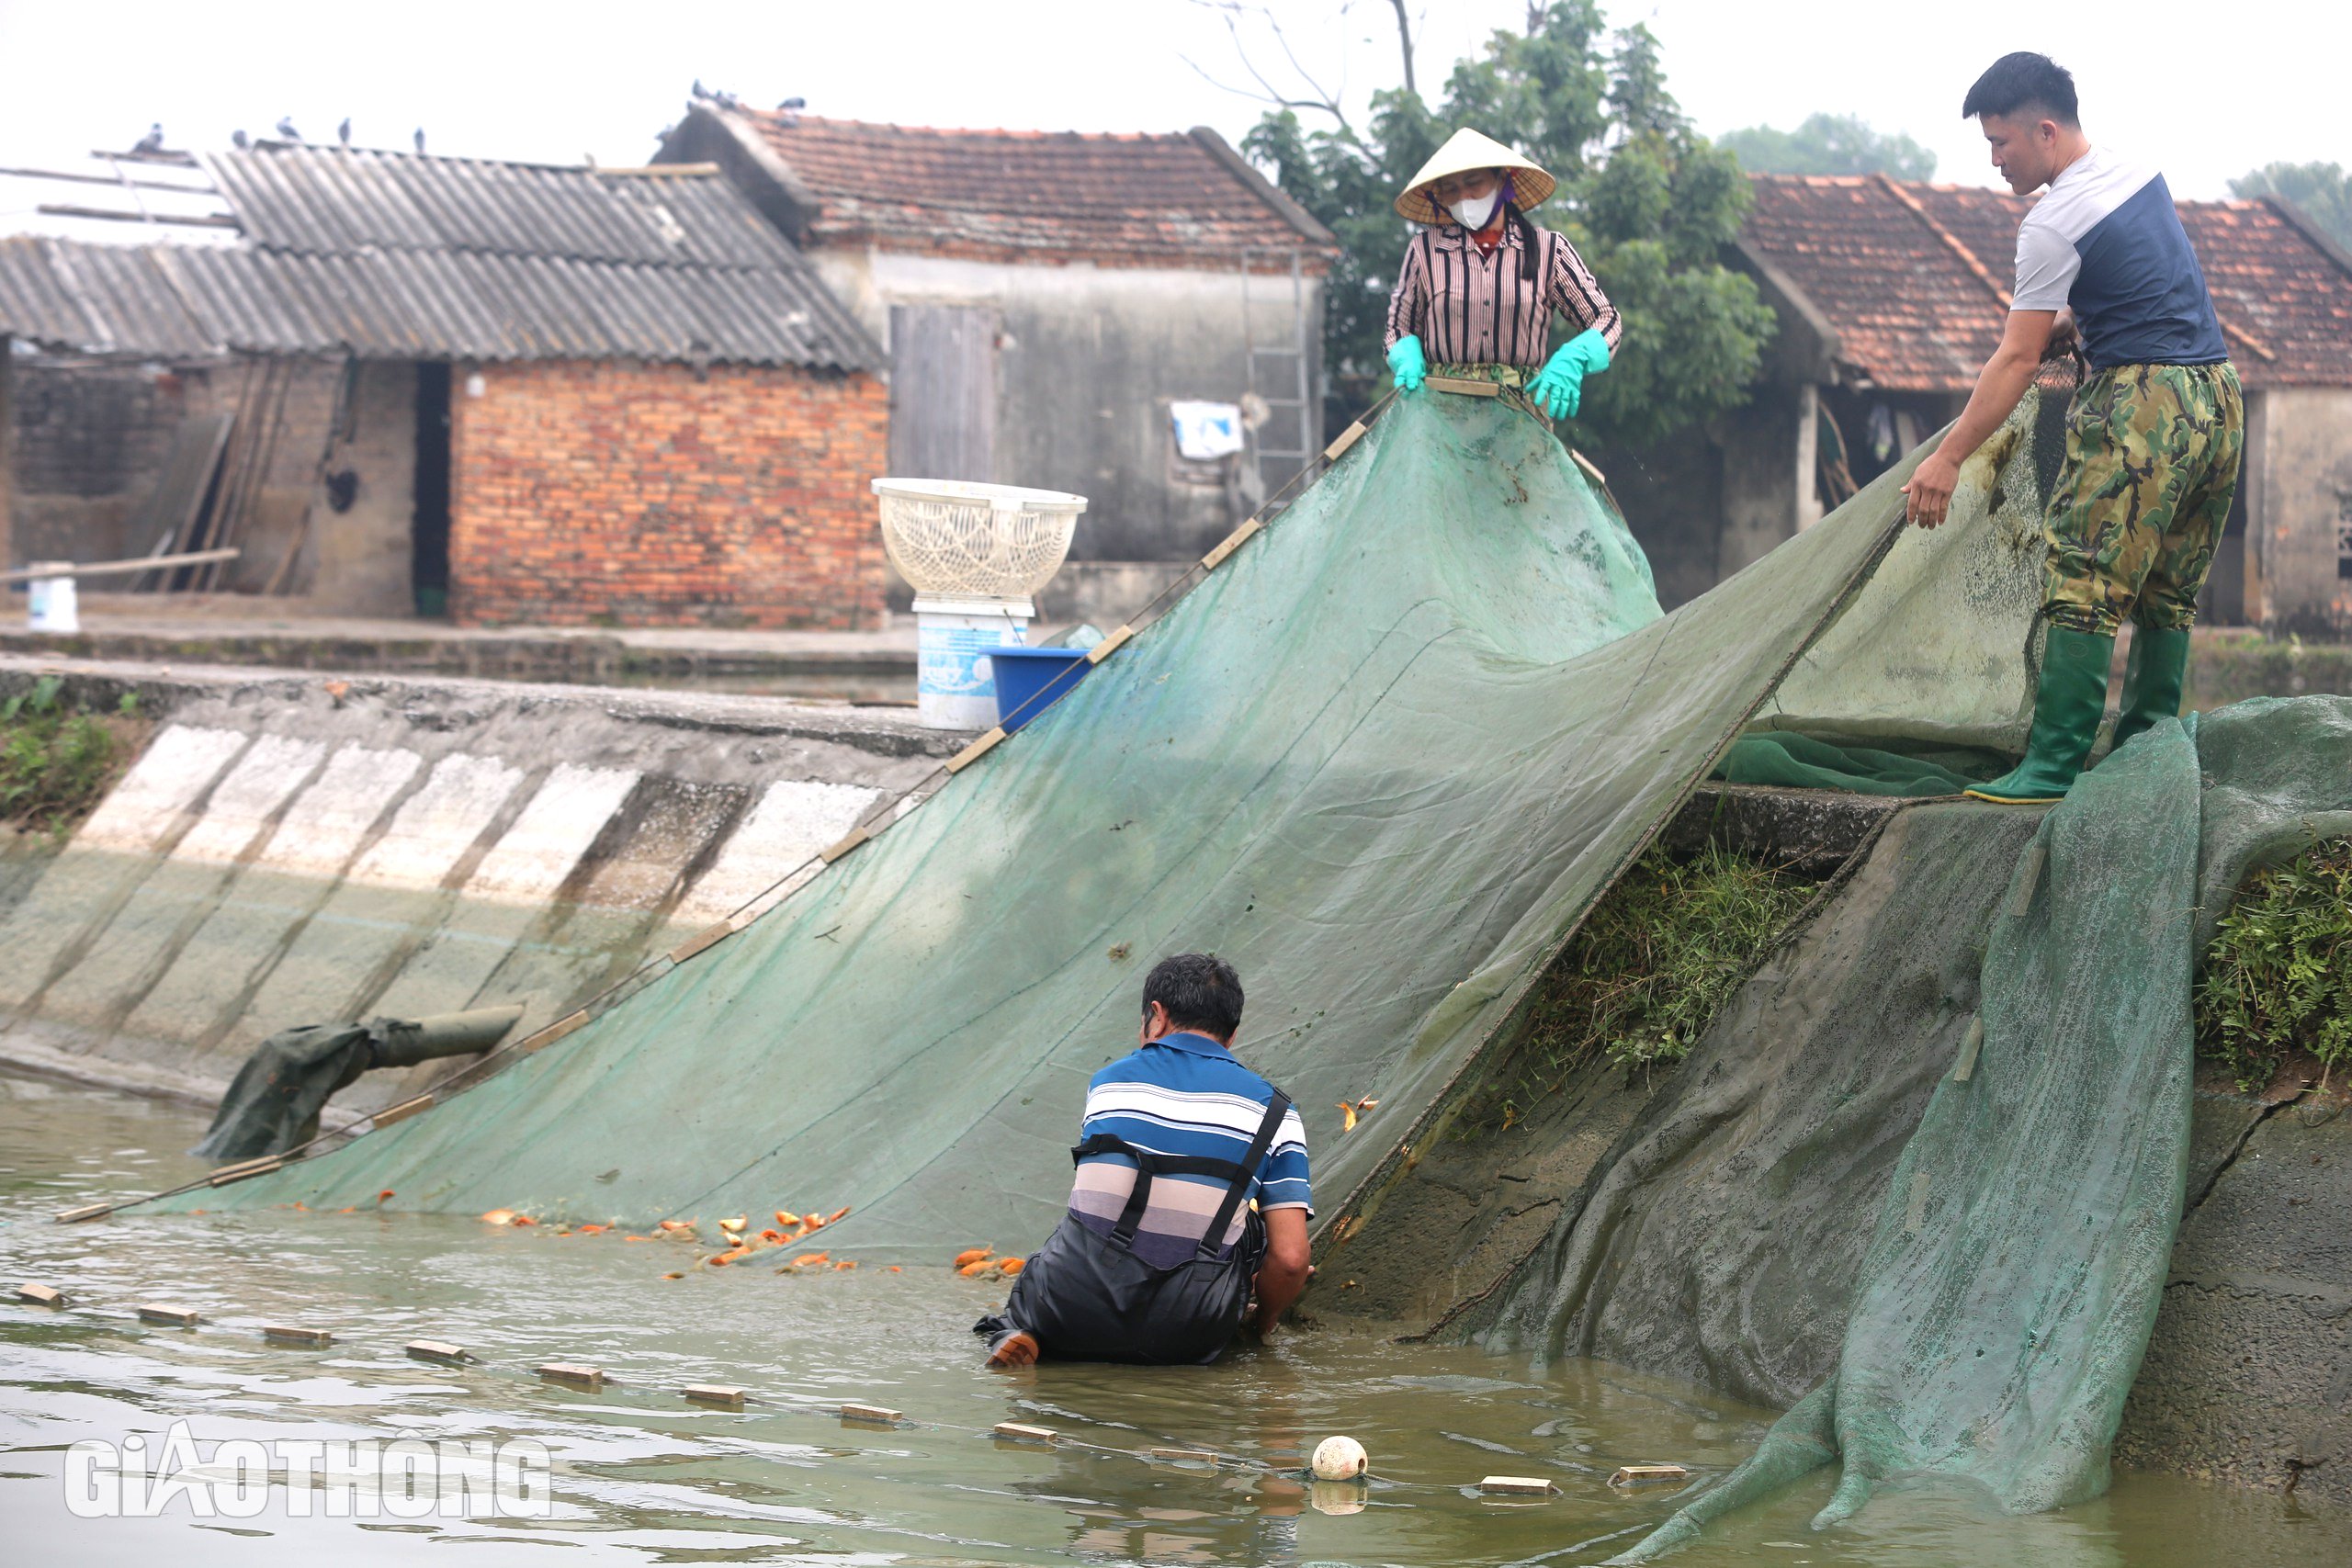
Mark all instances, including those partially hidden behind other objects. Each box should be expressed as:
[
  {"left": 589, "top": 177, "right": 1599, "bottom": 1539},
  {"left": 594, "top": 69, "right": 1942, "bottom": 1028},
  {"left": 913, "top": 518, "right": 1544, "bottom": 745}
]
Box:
[{"left": 2042, "top": 360, "right": 2244, "bottom": 635}]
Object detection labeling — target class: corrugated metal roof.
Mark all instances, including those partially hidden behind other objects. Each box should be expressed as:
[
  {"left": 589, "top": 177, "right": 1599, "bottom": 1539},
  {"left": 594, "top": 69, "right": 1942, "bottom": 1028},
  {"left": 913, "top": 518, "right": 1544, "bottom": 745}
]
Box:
[
  {"left": 0, "top": 145, "right": 880, "bottom": 370},
  {"left": 0, "top": 234, "right": 876, "bottom": 368},
  {"left": 205, "top": 145, "right": 808, "bottom": 269}
]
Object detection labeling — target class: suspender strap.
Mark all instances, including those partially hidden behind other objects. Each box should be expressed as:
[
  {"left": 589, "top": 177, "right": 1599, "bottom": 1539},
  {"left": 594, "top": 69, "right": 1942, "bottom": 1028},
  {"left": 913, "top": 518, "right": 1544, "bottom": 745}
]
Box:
[
  {"left": 1072, "top": 1134, "right": 1249, "bottom": 1244},
  {"left": 1068, "top": 1089, "right": 1295, "bottom": 1258},
  {"left": 1198, "top": 1091, "right": 1292, "bottom": 1261}
]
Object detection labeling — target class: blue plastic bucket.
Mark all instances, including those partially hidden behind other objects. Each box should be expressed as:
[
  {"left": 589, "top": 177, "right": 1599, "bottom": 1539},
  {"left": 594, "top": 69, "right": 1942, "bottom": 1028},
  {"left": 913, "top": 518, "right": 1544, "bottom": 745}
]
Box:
[{"left": 989, "top": 646, "right": 1091, "bottom": 732}]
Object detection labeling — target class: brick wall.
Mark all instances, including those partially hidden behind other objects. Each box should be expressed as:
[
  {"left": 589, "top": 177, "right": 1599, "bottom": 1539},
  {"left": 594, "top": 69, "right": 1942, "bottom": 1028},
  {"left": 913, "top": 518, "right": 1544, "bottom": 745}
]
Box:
[
  {"left": 5, "top": 355, "right": 344, "bottom": 572},
  {"left": 448, "top": 360, "right": 888, "bottom": 629}
]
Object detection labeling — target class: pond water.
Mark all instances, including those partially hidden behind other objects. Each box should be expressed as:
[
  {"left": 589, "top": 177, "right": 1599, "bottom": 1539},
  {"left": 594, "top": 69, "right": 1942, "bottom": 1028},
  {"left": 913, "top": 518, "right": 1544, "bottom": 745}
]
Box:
[{"left": 1, "top": 1071, "right": 2338, "bottom": 1567}]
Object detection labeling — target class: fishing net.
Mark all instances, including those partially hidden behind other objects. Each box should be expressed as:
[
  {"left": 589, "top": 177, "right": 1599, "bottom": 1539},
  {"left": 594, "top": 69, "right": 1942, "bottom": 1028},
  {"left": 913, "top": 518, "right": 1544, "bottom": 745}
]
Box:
[
  {"left": 1494, "top": 696, "right": 2352, "bottom": 1560},
  {"left": 160, "top": 383, "right": 2001, "bottom": 1243},
  {"left": 146, "top": 375, "right": 2288, "bottom": 1544}
]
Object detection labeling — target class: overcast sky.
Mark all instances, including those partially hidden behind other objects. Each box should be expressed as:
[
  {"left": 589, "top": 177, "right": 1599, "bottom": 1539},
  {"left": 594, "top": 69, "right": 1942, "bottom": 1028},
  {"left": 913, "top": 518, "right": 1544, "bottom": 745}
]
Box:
[{"left": 1, "top": 0, "right": 2340, "bottom": 242}]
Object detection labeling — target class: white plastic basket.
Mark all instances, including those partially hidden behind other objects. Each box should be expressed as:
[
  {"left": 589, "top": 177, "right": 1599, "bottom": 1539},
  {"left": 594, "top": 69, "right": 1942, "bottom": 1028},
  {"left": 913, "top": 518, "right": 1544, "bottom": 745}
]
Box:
[{"left": 872, "top": 479, "right": 1087, "bottom": 602}]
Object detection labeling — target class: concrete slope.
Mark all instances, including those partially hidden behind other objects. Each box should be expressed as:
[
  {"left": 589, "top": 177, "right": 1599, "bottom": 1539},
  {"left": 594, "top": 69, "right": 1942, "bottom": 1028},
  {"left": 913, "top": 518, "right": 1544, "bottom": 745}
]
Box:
[{"left": 0, "top": 659, "right": 955, "bottom": 1111}]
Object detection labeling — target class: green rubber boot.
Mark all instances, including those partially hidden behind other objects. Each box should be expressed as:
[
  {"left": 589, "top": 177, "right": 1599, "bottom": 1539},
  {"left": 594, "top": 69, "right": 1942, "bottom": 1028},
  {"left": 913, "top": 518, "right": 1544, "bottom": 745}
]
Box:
[
  {"left": 1966, "top": 626, "right": 2116, "bottom": 804},
  {"left": 2109, "top": 624, "right": 2192, "bottom": 752}
]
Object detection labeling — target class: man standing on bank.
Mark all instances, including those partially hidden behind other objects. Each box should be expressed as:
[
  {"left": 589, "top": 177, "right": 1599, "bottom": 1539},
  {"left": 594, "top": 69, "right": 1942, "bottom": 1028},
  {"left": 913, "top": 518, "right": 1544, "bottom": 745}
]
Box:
[
  {"left": 1903, "top": 52, "right": 2242, "bottom": 805},
  {"left": 978, "top": 953, "right": 1312, "bottom": 1367}
]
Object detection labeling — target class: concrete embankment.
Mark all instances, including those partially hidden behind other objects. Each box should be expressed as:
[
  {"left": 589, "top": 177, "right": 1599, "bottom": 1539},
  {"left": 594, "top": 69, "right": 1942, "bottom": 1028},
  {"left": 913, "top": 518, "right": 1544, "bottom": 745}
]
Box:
[
  {"left": 0, "top": 655, "right": 960, "bottom": 1112},
  {"left": 0, "top": 602, "right": 921, "bottom": 699},
  {"left": 1314, "top": 790, "right": 2352, "bottom": 1510}
]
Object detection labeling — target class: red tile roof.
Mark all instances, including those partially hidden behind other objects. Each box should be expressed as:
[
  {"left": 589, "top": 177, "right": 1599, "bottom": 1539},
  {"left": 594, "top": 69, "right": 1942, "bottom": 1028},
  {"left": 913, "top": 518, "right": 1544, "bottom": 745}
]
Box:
[
  {"left": 1742, "top": 174, "right": 2352, "bottom": 390},
  {"left": 734, "top": 113, "right": 1336, "bottom": 268}
]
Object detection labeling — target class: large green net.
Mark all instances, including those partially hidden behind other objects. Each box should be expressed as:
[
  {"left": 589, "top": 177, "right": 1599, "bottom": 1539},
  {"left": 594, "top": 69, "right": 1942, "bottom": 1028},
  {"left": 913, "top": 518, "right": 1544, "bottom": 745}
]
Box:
[
  {"left": 1497, "top": 696, "right": 2352, "bottom": 1560},
  {"left": 146, "top": 377, "right": 2316, "bottom": 1548},
  {"left": 159, "top": 385, "right": 1983, "bottom": 1242}
]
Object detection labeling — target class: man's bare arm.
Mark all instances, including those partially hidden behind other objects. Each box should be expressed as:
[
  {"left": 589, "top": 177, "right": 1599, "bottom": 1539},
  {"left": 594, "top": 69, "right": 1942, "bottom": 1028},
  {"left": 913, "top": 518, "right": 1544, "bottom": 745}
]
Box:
[
  {"left": 1251, "top": 1207, "right": 1312, "bottom": 1335},
  {"left": 1903, "top": 309, "right": 2057, "bottom": 528}
]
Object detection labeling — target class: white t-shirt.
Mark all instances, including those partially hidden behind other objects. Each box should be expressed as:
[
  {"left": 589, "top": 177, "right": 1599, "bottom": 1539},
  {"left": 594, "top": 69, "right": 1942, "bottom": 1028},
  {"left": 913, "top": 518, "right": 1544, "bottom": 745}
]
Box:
[{"left": 2010, "top": 146, "right": 2228, "bottom": 369}]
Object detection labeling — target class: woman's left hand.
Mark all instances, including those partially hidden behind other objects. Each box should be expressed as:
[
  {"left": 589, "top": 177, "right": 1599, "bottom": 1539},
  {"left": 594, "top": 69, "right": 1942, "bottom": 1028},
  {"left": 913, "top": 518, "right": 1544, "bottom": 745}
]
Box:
[{"left": 1531, "top": 329, "right": 1611, "bottom": 420}]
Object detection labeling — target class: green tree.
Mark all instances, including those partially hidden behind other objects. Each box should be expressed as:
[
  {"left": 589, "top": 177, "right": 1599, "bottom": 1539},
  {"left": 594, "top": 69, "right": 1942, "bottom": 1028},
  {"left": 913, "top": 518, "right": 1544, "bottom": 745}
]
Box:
[
  {"left": 1244, "top": 3, "right": 1777, "bottom": 449},
  {"left": 2230, "top": 161, "right": 2352, "bottom": 253},
  {"left": 1718, "top": 113, "right": 1938, "bottom": 180}
]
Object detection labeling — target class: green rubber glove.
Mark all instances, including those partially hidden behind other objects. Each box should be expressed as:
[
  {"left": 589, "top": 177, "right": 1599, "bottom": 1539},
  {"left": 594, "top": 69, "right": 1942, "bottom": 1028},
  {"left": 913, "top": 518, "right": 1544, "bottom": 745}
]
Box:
[
  {"left": 1529, "top": 328, "right": 1611, "bottom": 419},
  {"left": 1386, "top": 334, "right": 1427, "bottom": 393}
]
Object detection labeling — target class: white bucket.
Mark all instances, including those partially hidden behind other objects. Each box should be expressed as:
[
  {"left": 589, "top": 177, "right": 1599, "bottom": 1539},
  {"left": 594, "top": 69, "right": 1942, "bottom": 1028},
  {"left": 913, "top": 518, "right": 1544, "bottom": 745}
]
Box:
[
  {"left": 913, "top": 594, "right": 1031, "bottom": 730},
  {"left": 27, "top": 565, "right": 78, "bottom": 634}
]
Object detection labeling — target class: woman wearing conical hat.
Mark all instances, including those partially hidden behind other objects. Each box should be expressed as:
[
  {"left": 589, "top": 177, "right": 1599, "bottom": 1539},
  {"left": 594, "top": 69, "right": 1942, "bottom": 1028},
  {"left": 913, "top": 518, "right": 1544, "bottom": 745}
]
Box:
[{"left": 1384, "top": 128, "right": 1620, "bottom": 421}]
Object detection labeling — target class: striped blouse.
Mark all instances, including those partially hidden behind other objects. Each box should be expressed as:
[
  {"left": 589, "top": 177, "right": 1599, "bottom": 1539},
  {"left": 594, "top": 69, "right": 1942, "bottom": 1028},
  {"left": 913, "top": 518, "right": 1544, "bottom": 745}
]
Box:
[{"left": 1384, "top": 219, "right": 1622, "bottom": 370}]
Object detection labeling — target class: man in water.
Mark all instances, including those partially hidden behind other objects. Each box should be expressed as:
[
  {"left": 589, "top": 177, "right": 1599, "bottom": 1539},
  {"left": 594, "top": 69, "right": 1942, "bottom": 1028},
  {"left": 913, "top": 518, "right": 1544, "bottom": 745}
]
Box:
[
  {"left": 1901, "top": 51, "right": 2241, "bottom": 804},
  {"left": 978, "top": 953, "right": 1312, "bottom": 1366}
]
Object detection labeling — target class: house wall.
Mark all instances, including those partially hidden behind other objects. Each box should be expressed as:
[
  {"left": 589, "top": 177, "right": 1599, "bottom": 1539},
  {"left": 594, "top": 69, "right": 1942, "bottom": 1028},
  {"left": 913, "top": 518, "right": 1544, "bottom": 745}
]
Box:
[
  {"left": 811, "top": 247, "right": 1325, "bottom": 568},
  {"left": 447, "top": 359, "right": 888, "bottom": 630},
  {"left": 1, "top": 355, "right": 349, "bottom": 584},
  {"left": 1714, "top": 392, "right": 1804, "bottom": 585},
  {"left": 6, "top": 358, "right": 192, "bottom": 567},
  {"left": 294, "top": 360, "right": 417, "bottom": 615},
  {"left": 1607, "top": 375, "right": 1975, "bottom": 611},
  {"left": 1592, "top": 392, "right": 1802, "bottom": 614},
  {"left": 2245, "top": 386, "right": 2352, "bottom": 637},
  {"left": 1601, "top": 433, "right": 1724, "bottom": 612}
]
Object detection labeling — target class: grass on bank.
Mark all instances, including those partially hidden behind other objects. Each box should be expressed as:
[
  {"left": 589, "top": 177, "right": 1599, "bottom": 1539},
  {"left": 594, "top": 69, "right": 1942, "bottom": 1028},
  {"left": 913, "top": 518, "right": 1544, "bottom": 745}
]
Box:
[
  {"left": 1470, "top": 830, "right": 2352, "bottom": 1132},
  {"left": 1466, "top": 843, "right": 1822, "bottom": 1134},
  {"left": 1528, "top": 843, "right": 1820, "bottom": 1077},
  {"left": 2197, "top": 837, "right": 2352, "bottom": 1092},
  {"left": 0, "top": 677, "right": 141, "bottom": 836}
]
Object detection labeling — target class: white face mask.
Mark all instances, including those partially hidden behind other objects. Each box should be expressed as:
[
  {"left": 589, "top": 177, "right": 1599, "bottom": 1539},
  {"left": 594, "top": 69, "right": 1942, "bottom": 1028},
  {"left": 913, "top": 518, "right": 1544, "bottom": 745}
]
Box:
[{"left": 1447, "top": 189, "right": 1500, "bottom": 230}]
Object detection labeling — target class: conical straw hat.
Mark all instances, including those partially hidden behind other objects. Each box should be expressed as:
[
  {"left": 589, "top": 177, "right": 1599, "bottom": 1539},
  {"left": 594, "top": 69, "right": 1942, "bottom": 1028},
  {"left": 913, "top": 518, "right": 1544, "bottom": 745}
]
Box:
[{"left": 1394, "top": 128, "right": 1558, "bottom": 225}]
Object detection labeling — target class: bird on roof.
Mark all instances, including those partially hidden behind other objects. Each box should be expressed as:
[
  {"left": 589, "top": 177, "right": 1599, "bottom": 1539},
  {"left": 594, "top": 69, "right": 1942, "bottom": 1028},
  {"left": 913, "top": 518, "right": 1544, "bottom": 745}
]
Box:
[
  {"left": 693, "top": 78, "right": 707, "bottom": 97},
  {"left": 778, "top": 96, "right": 807, "bottom": 111},
  {"left": 232, "top": 129, "right": 250, "bottom": 150},
  {"left": 413, "top": 128, "right": 426, "bottom": 153},
  {"left": 338, "top": 118, "right": 352, "bottom": 146},
  {"left": 132, "top": 123, "right": 164, "bottom": 155},
  {"left": 277, "top": 116, "right": 301, "bottom": 142}
]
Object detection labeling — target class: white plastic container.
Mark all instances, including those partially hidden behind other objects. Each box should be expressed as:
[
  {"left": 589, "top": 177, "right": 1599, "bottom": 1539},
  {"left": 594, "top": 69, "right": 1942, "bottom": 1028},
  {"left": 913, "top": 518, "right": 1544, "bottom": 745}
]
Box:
[
  {"left": 913, "top": 594, "right": 1030, "bottom": 731},
  {"left": 872, "top": 479, "right": 1087, "bottom": 603},
  {"left": 26, "top": 564, "right": 78, "bottom": 634}
]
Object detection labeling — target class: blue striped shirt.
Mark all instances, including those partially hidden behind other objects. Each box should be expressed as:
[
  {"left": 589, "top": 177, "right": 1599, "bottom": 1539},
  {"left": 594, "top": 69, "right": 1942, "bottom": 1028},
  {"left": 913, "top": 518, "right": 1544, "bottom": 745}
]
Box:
[{"left": 1068, "top": 1032, "right": 1312, "bottom": 1269}]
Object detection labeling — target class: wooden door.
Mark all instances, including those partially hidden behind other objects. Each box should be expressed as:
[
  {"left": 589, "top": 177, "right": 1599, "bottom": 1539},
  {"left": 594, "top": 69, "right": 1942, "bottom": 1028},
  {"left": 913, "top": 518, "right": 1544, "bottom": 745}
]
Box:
[{"left": 888, "top": 304, "right": 998, "bottom": 481}]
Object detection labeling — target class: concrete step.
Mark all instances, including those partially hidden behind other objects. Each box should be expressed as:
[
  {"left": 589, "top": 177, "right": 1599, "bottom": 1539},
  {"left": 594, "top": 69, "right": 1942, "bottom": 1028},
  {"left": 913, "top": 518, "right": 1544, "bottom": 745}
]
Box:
[{"left": 0, "top": 655, "right": 968, "bottom": 1111}]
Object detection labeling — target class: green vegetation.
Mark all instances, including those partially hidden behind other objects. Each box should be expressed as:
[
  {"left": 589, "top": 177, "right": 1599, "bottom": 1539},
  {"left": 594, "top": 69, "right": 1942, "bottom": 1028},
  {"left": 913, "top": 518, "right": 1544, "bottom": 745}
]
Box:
[
  {"left": 2197, "top": 838, "right": 2352, "bottom": 1092},
  {"left": 1242, "top": 2, "right": 1777, "bottom": 448},
  {"left": 0, "top": 678, "right": 140, "bottom": 836},
  {"left": 2230, "top": 161, "right": 2352, "bottom": 253},
  {"left": 1719, "top": 113, "right": 1938, "bottom": 180},
  {"left": 1529, "top": 843, "right": 1819, "bottom": 1075}
]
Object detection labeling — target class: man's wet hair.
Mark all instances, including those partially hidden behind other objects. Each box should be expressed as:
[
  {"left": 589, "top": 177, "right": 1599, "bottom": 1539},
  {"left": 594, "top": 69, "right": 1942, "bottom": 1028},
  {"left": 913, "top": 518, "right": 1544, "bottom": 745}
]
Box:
[
  {"left": 1143, "top": 953, "right": 1244, "bottom": 1040},
  {"left": 1962, "top": 52, "right": 2079, "bottom": 127}
]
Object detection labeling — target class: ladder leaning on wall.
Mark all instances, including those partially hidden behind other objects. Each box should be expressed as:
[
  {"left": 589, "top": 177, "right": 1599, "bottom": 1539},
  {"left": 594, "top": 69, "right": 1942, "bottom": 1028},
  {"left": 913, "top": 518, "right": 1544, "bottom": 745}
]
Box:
[{"left": 1240, "top": 246, "right": 1315, "bottom": 503}]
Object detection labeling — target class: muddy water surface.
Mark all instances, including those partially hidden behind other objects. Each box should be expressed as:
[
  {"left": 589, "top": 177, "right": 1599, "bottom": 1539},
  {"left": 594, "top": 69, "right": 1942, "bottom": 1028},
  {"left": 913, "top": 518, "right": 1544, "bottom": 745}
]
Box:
[{"left": 1, "top": 1071, "right": 2336, "bottom": 1566}]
